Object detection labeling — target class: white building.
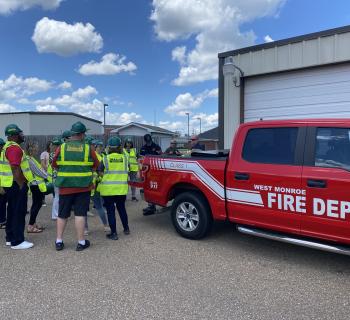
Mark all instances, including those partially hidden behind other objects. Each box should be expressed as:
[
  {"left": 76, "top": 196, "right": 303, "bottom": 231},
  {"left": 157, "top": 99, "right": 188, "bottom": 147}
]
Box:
[
  {"left": 110, "top": 122, "right": 174, "bottom": 151},
  {"left": 0, "top": 111, "right": 103, "bottom": 138},
  {"left": 219, "top": 25, "right": 350, "bottom": 148}
]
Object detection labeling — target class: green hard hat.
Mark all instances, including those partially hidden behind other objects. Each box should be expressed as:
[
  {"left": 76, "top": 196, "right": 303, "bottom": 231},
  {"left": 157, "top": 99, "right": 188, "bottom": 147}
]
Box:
[
  {"left": 52, "top": 136, "right": 62, "bottom": 145},
  {"left": 108, "top": 136, "right": 121, "bottom": 147},
  {"left": 5, "top": 124, "right": 23, "bottom": 137},
  {"left": 0, "top": 138, "right": 5, "bottom": 145},
  {"left": 93, "top": 140, "right": 103, "bottom": 146},
  {"left": 70, "top": 121, "right": 87, "bottom": 134},
  {"left": 62, "top": 130, "right": 71, "bottom": 139},
  {"left": 85, "top": 135, "right": 94, "bottom": 145}
]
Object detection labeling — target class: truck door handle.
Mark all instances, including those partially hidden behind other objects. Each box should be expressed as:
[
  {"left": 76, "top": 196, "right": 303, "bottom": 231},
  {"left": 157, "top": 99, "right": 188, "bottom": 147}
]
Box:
[
  {"left": 307, "top": 179, "right": 327, "bottom": 188},
  {"left": 235, "top": 172, "right": 250, "bottom": 181}
]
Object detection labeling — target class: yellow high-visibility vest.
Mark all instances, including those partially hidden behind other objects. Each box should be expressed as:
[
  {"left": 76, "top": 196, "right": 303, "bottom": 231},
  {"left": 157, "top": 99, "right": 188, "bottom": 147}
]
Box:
[
  {"left": 0, "top": 141, "right": 34, "bottom": 187},
  {"left": 124, "top": 148, "right": 138, "bottom": 172},
  {"left": 28, "top": 156, "right": 47, "bottom": 193},
  {"left": 98, "top": 152, "right": 129, "bottom": 196}
]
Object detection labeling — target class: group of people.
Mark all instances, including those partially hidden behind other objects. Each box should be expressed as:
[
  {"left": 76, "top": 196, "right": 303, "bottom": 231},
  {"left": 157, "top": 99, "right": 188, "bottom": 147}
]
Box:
[
  {"left": 0, "top": 121, "right": 205, "bottom": 251},
  {"left": 0, "top": 121, "right": 142, "bottom": 251}
]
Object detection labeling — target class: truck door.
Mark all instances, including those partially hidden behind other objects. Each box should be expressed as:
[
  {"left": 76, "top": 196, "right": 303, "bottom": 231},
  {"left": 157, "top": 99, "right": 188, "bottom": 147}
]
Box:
[
  {"left": 226, "top": 125, "right": 306, "bottom": 234},
  {"left": 301, "top": 126, "right": 350, "bottom": 243}
]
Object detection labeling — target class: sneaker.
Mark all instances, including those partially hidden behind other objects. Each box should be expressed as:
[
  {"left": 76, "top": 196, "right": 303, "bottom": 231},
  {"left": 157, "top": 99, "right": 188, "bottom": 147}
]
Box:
[
  {"left": 55, "top": 242, "right": 64, "bottom": 251},
  {"left": 76, "top": 240, "right": 90, "bottom": 251},
  {"left": 11, "top": 241, "right": 34, "bottom": 250},
  {"left": 124, "top": 229, "right": 130, "bottom": 235},
  {"left": 106, "top": 233, "right": 118, "bottom": 240},
  {"left": 5, "top": 241, "right": 11, "bottom": 246},
  {"left": 132, "top": 197, "right": 138, "bottom": 202},
  {"left": 87, "top": 211, "right": 94, "bottom": 217},
  {"left": 84, "top": 229, "right": 89, "bottom": 236},
  {"left": 104, "top": 226, "right": 110, "bottom": 233}
]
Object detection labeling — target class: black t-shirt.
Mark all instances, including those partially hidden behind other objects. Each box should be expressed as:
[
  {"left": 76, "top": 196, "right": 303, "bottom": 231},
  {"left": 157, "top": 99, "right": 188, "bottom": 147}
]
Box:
[
  {"left": 140, "top": 142, "right": 162, "bottom": 156},
  {"left": 191, "top": 143, "right": 205, "bottom": 151}
]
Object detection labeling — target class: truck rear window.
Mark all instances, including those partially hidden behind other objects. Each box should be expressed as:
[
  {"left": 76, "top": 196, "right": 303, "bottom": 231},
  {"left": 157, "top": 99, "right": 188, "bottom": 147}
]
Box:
[
  {"left": 242, "top": 127, "right": 298, "bottom": 165},
  {"left": 315, "top": 127, "right": 350, "bottom": 171}
]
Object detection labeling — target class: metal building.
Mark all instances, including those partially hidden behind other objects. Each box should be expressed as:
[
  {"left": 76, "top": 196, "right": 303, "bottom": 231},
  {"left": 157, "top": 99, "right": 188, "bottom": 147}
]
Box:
[
  {"left": 0, "top": 111, "right": 103, "bottom": 138},
  {"left": 218, "top": 25, "right": 350, "bottom": 149}
]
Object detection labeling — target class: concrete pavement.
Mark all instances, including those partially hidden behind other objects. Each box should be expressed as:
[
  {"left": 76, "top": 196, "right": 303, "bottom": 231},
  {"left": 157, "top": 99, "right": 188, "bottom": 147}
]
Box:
[{"left": 1, "top": 195, "right": 350, "bottom": 319}]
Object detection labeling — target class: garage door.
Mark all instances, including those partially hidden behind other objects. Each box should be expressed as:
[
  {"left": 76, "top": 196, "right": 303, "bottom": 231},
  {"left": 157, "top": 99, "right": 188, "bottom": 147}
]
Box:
[{"left": 244, "top": 63, "right": 350, "bottom": 122}]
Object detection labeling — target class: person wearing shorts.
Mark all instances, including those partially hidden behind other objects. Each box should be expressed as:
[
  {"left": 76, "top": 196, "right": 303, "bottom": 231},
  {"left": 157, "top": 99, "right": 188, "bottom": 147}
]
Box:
[{"left": 52, "top": 121, "right": 99, "bottom": 252}]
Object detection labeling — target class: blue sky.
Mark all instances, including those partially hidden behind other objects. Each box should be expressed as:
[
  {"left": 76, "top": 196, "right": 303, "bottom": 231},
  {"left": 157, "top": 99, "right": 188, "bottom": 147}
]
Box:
[{"left": 0, "top": 0, "right": 349, "bottom": 134}]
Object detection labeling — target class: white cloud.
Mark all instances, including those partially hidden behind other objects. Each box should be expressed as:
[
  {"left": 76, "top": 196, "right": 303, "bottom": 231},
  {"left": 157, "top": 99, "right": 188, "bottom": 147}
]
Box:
[
  {"left": 165, "top": 88, "right": 218, "bottom": 116},
  {"left": 172, "top": 46, "right": 186, "bottom": 65},
  {"left": 72, "top": 85, "right": 98, "bottom": 99},
  {"left": 264, "top": 35, "right": 274, "bottom": 43},
  {"left": 158, "top": 120, "right": 184, "bottom": 131},
  {"left": 151, "top": 0, "right": 285, "bottom": 85},
  {"left": 78, "top": 53, "right": 137, "bottom": 76},
  {"left": 0, "top": 103, "right": 17, "bottom": 113},
  {"left": 0, "top": 74, "right": 52, "bottom": 101},
  {"left": 36, "top": 105, "right": 58, "bottom": 112},
  {"left": 159, "top": 112, "right": 218, "bottom": 134},
  {"left": 32, "top": 17, "right": 103, "bottom": 56},
  {"left": 58, "top": 81, "right": 72, "bottom": 90},
  {"left": 107, "top": 112, "right": 143, "bottom": 125},
  {"left": 0, "top": 0, "right": 63, "bottom": 15},
  {"left": 192, "top": 112, "right": 218, "bottom": 130}
]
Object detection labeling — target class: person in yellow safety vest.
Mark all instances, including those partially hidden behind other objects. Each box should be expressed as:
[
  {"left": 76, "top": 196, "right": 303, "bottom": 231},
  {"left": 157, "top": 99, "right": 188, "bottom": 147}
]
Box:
[
  {"left": 25, "top": 140, "right": 50, "bottom": 234},
  {"left": 50, "top": 137, "right": 62, "bottom": 221},
  {"left": 52, "top": 121, "right": 99, "bottom": 252},
  {"left": 0, "top": 124, "right": 35, "bottom": 250},
  {"left": 123, "top": 137, "right": 139, "bottom": 201},
  {"left": 97, "top": 136, "right": 130, "bottom": 240},
  {"left": 0, "top": 138, "right": 7, "bottom": 229}
]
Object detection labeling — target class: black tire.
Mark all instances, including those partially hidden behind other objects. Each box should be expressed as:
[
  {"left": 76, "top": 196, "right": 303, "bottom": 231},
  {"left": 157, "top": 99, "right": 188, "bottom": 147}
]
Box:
[{"left": 171, "top": 192, "right": 213, "bottom": 239}]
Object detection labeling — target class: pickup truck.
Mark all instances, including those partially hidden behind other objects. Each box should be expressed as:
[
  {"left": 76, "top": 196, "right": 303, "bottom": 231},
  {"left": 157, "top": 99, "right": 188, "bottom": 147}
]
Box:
[{"left": 135, "top": 119, "right": 350, "bottom": 256}]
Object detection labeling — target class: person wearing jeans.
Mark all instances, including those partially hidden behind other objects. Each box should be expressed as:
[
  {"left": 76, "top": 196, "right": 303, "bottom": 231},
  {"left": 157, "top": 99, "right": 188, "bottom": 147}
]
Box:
[
  {"left": 98, "top": 137, "right": 130, "bottom": 240},
  {"left": 26, "top": 141, "right": 48, "bottom": 233},
  {"left": 1, "top": 124, "right": 34, "bottom": 250}
]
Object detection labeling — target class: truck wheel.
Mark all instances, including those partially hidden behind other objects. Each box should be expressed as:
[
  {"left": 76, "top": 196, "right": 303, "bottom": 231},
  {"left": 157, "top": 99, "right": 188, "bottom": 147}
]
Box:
[{"left": 171, "top": 192, "right": 213, "bottom": 239}]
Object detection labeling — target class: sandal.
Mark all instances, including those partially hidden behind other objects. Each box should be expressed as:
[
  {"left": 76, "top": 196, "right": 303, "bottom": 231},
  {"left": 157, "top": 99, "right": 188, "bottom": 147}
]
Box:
[
  {"left": 27, "top": 226, "right": 43, "bottom": 233},
  {"left": 34, "top": 224, "right": 45, "bottom": 231}
]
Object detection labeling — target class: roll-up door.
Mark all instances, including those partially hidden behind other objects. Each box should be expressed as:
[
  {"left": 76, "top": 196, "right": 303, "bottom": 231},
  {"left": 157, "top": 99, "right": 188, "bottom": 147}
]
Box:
[{"left": 244, "top": 64, "right": 350, "bottom": 122}]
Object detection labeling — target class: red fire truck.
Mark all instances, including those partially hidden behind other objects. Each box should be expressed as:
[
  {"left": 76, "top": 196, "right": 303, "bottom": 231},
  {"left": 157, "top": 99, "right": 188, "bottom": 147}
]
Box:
[{"left": 134, "top": 119, "right": 350, "bottom": 255}]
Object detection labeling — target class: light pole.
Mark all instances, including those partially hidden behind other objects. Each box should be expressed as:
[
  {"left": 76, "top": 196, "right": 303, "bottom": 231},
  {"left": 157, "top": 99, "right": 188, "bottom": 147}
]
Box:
[
  {"left": 196, "top": 117, "right": 202, "bottom": 134},
  {"left": 103, "top": 103, "right": 108, "bottom": 126},
  {"left": 185, "top": 112, "right": 190, "bottom": 138}
]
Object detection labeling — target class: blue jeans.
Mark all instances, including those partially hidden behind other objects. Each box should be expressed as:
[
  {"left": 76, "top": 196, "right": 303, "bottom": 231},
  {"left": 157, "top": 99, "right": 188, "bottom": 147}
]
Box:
[
  {"left": 103, "top": 195, "right": 129, "bottom": 234},
  {"left": 92, "top": 192, "right": 108, "bottom": 225},
  {"left": 85, "top": 192, "right": 108, "bottom": 229},
  {"left": 5, "top": 183, "right": 28, "bottom": 246}
]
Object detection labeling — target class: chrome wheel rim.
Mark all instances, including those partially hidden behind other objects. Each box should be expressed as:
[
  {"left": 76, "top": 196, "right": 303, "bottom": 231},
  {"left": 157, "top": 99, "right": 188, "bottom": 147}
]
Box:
[{"left": 176, "top": 202, "right": 199, "bottom": 232}]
